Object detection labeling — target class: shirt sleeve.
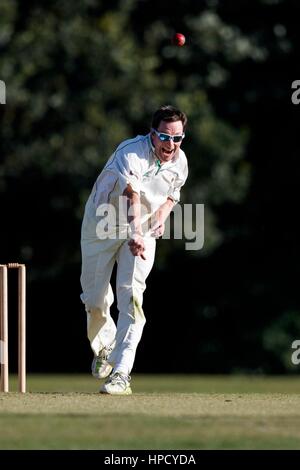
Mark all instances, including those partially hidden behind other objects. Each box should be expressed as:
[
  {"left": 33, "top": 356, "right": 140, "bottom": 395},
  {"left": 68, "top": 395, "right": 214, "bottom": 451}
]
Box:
[{"left": 115, "top": 151, "right": 143, "bottom": 195}]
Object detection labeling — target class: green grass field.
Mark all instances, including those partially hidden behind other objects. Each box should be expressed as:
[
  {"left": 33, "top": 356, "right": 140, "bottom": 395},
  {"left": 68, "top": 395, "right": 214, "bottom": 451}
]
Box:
[{"left": 1, "top": 374, "right": 300, "bottom": 449}]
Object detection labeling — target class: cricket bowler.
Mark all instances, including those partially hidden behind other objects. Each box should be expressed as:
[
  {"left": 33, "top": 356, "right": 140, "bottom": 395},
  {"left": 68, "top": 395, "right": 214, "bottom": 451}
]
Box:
[{"left": 80, "top": 105, "right": 188, "bottom": 394}]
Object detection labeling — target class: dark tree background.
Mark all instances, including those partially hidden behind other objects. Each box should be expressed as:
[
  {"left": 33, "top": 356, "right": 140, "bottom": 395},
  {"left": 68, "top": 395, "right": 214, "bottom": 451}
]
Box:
[{"left": 0, "top": 0, "right": 299, "bottom": 374}]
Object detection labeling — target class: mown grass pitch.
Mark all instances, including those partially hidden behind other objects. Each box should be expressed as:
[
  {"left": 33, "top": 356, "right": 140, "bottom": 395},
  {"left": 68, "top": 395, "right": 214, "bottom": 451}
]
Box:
[{"left": 1, "top": 374, "right": 300, "bottom": 449}]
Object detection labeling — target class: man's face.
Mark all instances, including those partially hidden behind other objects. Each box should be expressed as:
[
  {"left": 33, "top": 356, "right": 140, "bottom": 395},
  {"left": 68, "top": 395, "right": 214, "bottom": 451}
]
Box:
[{"left": 152, "top": 120, "right": 184, "bottom": 163}]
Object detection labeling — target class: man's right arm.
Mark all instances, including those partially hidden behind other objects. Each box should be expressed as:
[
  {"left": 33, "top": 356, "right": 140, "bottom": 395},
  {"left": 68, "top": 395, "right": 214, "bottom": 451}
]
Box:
[{"left": 123, "top": 184, "right": 146, "bottom": 260}]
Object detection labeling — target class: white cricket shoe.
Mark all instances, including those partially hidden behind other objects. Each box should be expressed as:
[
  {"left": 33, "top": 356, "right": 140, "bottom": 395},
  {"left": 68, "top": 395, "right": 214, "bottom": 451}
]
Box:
[
  {"left": 91, "top": 343, "right": 114, "bottom": 379},
  {"left": 100, "top": 372, "right": 132, "bottom": 395}
]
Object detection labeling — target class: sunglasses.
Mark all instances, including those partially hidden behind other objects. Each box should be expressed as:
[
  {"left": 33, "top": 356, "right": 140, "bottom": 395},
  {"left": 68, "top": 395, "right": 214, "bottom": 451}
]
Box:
[{"left": 152, "top": 128, "right": 185, "bottom": 143}]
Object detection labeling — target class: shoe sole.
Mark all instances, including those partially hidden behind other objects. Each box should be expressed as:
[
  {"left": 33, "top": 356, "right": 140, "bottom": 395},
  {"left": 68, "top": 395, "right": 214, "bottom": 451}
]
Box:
[
  {"left": 92, "top": 365, "right": 113, "bottom": 380},
  {"left": 91, "top": 361, "right": 113, "bottom": 380}
]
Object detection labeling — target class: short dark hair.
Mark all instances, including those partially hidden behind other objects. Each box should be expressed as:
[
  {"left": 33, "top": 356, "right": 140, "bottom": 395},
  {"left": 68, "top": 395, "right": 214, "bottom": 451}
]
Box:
[{"left": 151, "top": 105, "right": 187, "bottom": 132}]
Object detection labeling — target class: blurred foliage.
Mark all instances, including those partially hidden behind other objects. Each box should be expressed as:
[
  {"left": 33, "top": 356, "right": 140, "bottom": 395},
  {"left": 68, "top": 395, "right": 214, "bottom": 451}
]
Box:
[
  {"left": 0, "top": 0, "right": 249, "bottom": 254},
  {"left": 0, "top": 0, "right": 299, "bottom": 373}
]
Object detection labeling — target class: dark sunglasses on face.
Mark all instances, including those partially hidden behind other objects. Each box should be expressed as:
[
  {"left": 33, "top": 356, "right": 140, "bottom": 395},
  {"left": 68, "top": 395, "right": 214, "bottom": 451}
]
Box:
[{"left": 152, "top": 128, "right": 185, "bottom": 143}]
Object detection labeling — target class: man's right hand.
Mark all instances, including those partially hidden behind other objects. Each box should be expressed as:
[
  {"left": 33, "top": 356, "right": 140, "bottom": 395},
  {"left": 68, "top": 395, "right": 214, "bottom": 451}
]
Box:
[{"left": 128, "top": 233, "right": 146, "bottom": 260}]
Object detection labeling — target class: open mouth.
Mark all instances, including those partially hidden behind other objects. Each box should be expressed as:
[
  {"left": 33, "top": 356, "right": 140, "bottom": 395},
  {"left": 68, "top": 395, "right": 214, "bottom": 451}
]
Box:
[{"left": 162, "top": 148, "right": 174, "bottom": 157}]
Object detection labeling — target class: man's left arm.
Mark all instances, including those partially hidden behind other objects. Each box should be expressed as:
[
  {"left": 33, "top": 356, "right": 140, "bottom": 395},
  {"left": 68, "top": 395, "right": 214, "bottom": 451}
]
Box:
[
  {"left": 152, "top": 159, "right": 188, "bottom": 238},
  {"left": 151, "top": 197, "right": 175, "bottom": 238}
]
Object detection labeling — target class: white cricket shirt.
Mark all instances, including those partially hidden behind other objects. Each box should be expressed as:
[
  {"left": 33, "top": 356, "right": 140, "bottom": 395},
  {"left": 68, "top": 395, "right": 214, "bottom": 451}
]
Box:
[{"left": 89, "top": 133, "right": 188, "bottom": 227}]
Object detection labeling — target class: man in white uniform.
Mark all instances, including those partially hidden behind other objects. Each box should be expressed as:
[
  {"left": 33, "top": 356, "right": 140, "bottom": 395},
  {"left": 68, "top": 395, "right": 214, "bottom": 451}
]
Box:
[{"left": 80, "top": 105, "right": 188, "bottom": 394}]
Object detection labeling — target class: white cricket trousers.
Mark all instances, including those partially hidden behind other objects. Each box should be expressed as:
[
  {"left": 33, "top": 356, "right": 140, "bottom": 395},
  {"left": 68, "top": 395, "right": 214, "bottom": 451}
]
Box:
[{"left": 80, "top": 202, "right": 156, "bottom": 376}]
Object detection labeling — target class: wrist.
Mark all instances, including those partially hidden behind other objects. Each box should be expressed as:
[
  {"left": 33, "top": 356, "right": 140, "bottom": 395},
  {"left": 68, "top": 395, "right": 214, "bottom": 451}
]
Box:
[{"left": 130, "top": 227, "right": 143, "bottom": 237}]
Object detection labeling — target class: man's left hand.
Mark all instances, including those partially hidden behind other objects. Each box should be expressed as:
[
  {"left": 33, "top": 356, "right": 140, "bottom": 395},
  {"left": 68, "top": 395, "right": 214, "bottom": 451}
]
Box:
[{"left": 151, "top": 220, "right": 165, "bottom": 238}]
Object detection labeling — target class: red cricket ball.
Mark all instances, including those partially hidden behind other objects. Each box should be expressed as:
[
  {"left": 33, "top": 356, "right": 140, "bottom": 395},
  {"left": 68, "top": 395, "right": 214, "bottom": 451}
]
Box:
[{"left": 172, "top": 33, "right": 186, "bottom": 47}]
